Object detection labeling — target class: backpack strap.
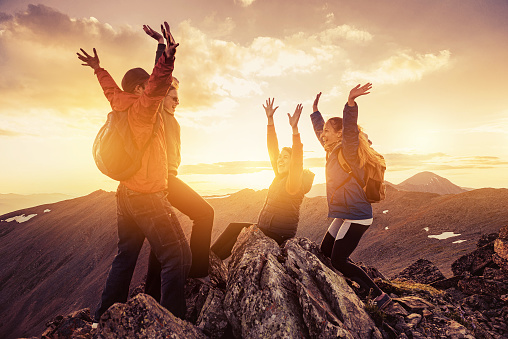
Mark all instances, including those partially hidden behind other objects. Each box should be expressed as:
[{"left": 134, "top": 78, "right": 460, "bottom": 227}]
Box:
[{"left": 337, "top": 148, "right": 364, "bottom": 187}]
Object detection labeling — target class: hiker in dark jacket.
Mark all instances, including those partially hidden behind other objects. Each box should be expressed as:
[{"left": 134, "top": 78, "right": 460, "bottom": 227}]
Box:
[
  {"left": 211, "top": 98, "right": 315, "bottom": 259},
  {"left": 311, "top": 84, "right": 391, "bottom": 310},
  {"left": 142, "top": 26, "right": 214, "bottom": 294},
  {"left": 77, "top": 22, "right": 192, "bottom": 322}
]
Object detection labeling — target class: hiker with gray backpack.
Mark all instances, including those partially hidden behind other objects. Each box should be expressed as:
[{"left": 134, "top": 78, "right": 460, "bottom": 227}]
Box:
[
  {"left": 310, "top": 83, "right": 392, "bottom": 310},
  {"left": 77, "top": 22, "right": 192, "bottom": 323}
]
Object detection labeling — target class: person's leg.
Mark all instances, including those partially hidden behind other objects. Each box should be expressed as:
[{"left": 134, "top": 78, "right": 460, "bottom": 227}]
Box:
[
  {"left": 330, "top": 220, "right": 383, "bottom": 297},
  {"left": 144, "top": 250, "right": 161, "bottom": 302},
  {"left": 259, "top": 227, "right": 285, "bottom": 245},
  {"left": 94, "top": 185, "right": 145, "bottom": 321},
  {"left": 166, "top": 175, "right": 214, "bottom": 278},
  {"left": 320, "top": 218, "right": 343, "bottom": 258},
  {"left": 127, "top": 189, "right": 192, "bottom": 319},
  {"left": 211, "top": 222, "right": 253, "bottom": 259}
]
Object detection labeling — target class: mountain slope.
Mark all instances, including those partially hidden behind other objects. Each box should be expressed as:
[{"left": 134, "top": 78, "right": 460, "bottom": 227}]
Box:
[
  {"left": 0, "top": 193, "right": 73, "bottom": 215},
  {"left": 1, "top": 186, "right": 508, "bottom": 338},
  {"left": 396, "top": 171, "right": 467, "bottom": 195}
]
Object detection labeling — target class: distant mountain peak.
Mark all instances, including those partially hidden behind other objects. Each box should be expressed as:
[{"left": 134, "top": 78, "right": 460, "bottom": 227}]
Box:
[{"left": 397, "top": 171, "right": 466, "bottom": 195}]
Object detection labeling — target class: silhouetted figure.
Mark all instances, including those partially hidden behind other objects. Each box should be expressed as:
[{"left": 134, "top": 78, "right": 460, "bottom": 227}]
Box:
[{"left": 211, "top": 99, "right": 314, "bottom": 259}]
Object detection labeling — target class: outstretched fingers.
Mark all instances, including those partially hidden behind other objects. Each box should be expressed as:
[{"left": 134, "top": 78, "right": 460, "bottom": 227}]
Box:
[
  {"left": 77, "top": 48, "right": 100, "bottom": 69},
  {"left": 162, "top": 21, "right": 179, "bottom": 57},
  {"left": 313, "top": 92, "right": 322, "bottom": 111},
  {"left": 288, "top": 103, "right": 303, "bottom": 127}
]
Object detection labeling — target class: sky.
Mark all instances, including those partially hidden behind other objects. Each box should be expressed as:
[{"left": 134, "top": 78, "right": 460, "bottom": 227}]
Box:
[{"left": 1, "top": 0, "right": 507, "bottom": 196}]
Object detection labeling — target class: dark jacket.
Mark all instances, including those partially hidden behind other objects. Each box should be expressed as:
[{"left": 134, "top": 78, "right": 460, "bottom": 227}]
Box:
[
  {"left": 257, "top": 169, "right": 314, "bottom": 238},
  {"left": 257, "top": 124, "right": 315, "bottom": 238},
  {"left": 311, "top": 104, "right": 372, "bottom": 219}
]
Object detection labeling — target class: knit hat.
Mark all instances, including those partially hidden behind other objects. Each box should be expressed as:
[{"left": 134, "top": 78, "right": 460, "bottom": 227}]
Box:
[{"left": 121, "top": 68, "right": 150, "bottom": 93}]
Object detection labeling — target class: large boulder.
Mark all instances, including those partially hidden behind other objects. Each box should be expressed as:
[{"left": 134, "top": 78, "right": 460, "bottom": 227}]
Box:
[
  {"left": 223, "top": 226, "right": 308, "bottom": 338},
  {"left": 41, "top": 308, "right": 94, "bottom": 339},
  {"left": 457, "top": 277, "right": 508, "bottom": 298},
  {"left": 393, "top": 259, "right": 446, "bottom": 284},
  {"left": 194, "top": 287, "right": 230, "bottom": 339},
  {"left": 451, "top": 242, "right": 495, "bottom": 276},
  {"left": 494, "top": 225, "right": 508, "bottom": 262},
  {"left": 97, "top": 293, "right": 206, "bottom": 338},
  {"left": 285, "top": 238, "right": 383, "bottom": 339},
  {"left": 223, "top": 225, "right": 382, "bottom": 339}
]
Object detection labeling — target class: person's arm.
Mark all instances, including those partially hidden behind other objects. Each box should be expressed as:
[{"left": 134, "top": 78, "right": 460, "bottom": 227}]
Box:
[
  {"left": 77, "top": 48, "right": 130, "bottom": 108},
  {"left": 310, "top": 92, "right": 325, "bottom": 147},
  {"left": 286, "top": 104, "right": 304, "bottom": 195},
  {"left": 342, "top": 83, "right": 371, "bottom": 164},
  {"left": 131, "top": 22, "right": 179, "bottom": 123},
  {"left": 263, "top": 98, "right": 280, "bottom": 174},
  {"left": 143, "top": 24, "right": 166, "bottom": 65}
]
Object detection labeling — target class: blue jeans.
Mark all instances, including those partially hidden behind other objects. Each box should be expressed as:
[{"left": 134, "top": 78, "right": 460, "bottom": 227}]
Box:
[
  {"left": 145, "top": 176, "right": 214, "bottom": 303},
  {"left": 95, "top": 184, "right": 192, "bottom": 320}
]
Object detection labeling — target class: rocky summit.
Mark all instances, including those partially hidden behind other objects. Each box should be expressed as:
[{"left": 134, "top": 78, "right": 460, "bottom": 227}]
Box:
[{"left": 38, "top": 225, "right": 508, "bottom": 339}]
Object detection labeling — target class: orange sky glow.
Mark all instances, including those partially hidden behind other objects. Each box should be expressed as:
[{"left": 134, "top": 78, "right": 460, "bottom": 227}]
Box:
[{"left": 1, "top": 0, "right": 507, "bottom": 196}]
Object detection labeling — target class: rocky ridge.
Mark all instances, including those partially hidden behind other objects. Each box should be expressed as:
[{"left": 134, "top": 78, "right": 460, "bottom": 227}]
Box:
[{"left": 37, "top": 224, "right": 508, "bottom": 339}]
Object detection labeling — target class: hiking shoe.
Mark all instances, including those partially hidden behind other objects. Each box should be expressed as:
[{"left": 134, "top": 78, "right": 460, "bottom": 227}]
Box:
[{"left": 373, "top": 292, "right": 392, "bottom": 310}]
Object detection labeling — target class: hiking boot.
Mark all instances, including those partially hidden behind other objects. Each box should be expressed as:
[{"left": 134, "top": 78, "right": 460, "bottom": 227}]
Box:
[{"left": 373, "top": 292, "right": 392, "bottom": 310}]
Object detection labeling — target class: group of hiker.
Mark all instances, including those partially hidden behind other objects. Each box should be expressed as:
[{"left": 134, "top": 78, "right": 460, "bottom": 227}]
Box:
[{"left": 76, "top": 21, "right": 391, "bottom": 326}]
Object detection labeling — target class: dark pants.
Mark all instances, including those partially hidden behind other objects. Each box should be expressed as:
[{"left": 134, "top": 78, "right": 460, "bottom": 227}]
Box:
[
  {"left": 211, "top": 222, "right": 290, "bottom": 260},
  {"left": 145, "top": 175, "right": 214, "bottom": 302},
  {"left": 321, "top": 220, "right": 382, "bottom": 297},
  {"left": 95, "top": 184, "right": 192, "bottom": 321},
  {"left": 211, "top": 222, "right": 253, "bottom": 260}
]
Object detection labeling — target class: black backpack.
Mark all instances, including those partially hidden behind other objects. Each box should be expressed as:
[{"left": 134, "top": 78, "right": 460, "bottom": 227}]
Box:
[{"left": 92, "top": 107, "right": 161, "bottom": 181}]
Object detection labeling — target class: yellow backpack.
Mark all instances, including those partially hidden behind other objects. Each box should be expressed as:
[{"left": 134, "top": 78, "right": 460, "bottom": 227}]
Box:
[{"left": 337, "top": 148, "right": 386, "bottom": 203}]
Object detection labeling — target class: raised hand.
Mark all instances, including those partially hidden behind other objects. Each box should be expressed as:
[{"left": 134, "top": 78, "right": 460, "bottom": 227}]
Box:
[
  {"left": 288, "top": 103, "right": 303, "bottom": 133},
  {"left": 263, "top": 98, "right": 279, "bottom": 119},
  {"left": 161, "top": 21, "right": 179, "bottom": 58},
  {"left": 77, "top": 48, "right": 100, "bottom": 70},
  {"left": 348, "top": 83, "right": 372, "bottom": 106},
  {"left": 313, "top": 92, "right": 321, "bottom": 112},
  {"left": 143, "top": 24, "right": 164, "bottom": 44}
]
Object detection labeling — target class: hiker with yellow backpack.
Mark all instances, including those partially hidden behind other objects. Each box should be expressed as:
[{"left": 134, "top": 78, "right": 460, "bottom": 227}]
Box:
[{"left": 310, "top": 83, "right": 392, "bottom": 310}]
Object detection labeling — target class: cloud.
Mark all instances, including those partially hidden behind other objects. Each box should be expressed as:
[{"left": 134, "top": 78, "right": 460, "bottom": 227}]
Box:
[
  {"left": 385, "top": 153, "right": 508, "bottom": 171},
  {"left": 462, "top": 117, "right": 508, "bottom": 134},
  {"left": 179, "top": 160, "right": 271, "bottom": 175},
  {"left": 342, "top": 50, "right": 451, "bottom": 85},
  {"left": 0, "top": 128, "right": 23, "bottom": 137},
  {"left": 0, "top": 4, "right": 454, "bottom": 131},
  {"left": 201, "top": 13, "right": 236, "bottom": 38},
  {"left": 0, "top": 4, "right": 151, "bottom": 114},
  {"left": 235, "top": 0, "right": 256, "bottom": 7},
  {"left": 317, "top": 25, "right": 373, "bottom": 44},
  {"left": 177, "top": 152, "right": 508, "bottom": 176},
  {"left": 0, "top": 12, "right": 13, "bottom": 23}
]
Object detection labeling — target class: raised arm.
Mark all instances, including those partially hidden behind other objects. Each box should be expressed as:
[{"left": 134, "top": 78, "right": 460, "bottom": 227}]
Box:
[
  {"left": 131, "top": 22, "right": 179, "bottom": 121},
  {"left": 286, "top": 104, "right": 304, "bottom": 195},
  {"left": 263, "top": 98, "right": 280, "bottom": 174},
  {"left": 310, "top": 92, "right": 325, "bottom": 147},
  {"left": 144, "top": 24, "right": 166, "bottom": 65},
  {"left": 77, "top": 48, "right": 125, "bottom": 105},
  {"left": 342, "top": 83, "right": 372, "bottom": 164}
]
